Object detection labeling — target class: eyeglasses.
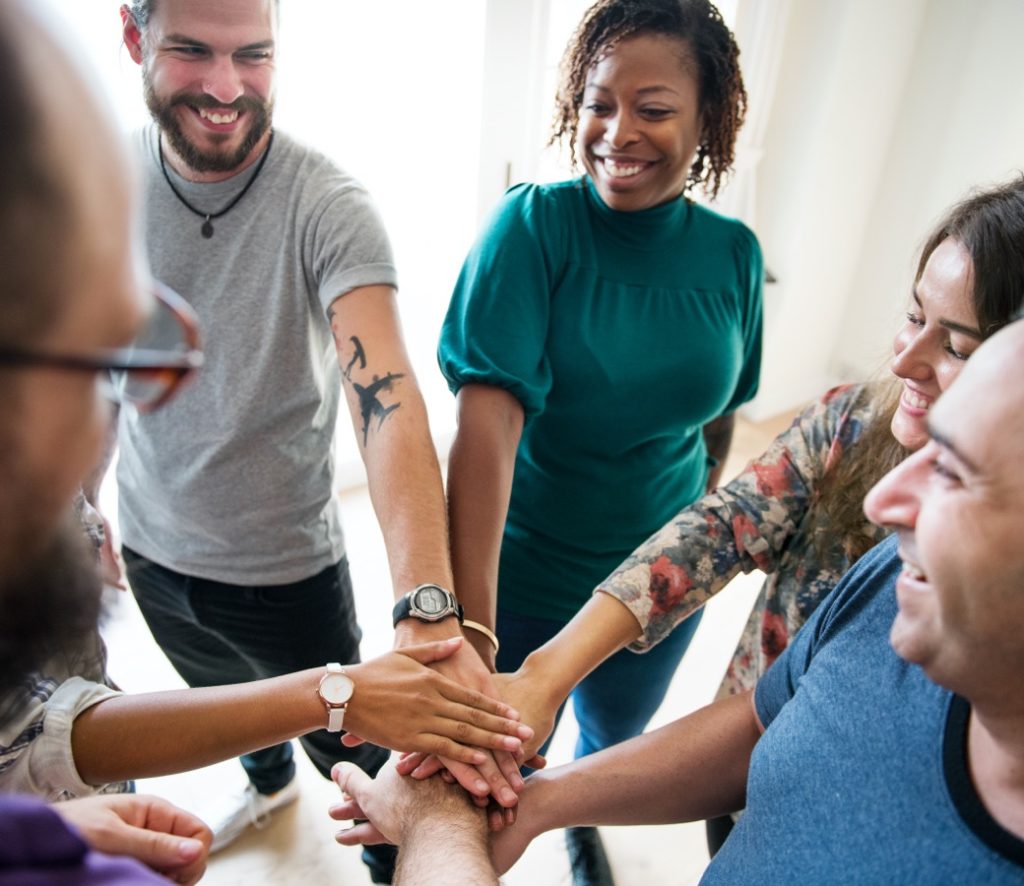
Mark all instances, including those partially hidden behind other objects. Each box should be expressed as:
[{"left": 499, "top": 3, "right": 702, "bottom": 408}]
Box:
[{"left": 0, "top": 282, "right": 203, "bottom": 413}]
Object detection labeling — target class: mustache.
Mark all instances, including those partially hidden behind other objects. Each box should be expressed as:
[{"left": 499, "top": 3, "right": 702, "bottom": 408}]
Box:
[{"left": 168, "top": 93, "right": 267, "bottom": 114}]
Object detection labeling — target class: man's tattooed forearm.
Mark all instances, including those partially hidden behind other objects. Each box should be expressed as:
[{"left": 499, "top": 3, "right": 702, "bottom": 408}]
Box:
[
  {"left": 343, "top": 335, "right": 366, "bottom": 380},
  {"left": 330, "top": 329, "right": 405, "bottom": 446},
  {"left": 353, "top": 372, "right": 405, "bottom": 446}
]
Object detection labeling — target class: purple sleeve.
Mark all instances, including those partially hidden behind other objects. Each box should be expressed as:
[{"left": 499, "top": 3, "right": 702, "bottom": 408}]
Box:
[{"left": 0, "top": 795, "right": 164, "bottom": 885}]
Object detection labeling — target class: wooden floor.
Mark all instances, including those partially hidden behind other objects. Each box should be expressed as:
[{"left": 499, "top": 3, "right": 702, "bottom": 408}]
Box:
[{"left": 100, "top": 405, "right": 799, "bottom": 885}]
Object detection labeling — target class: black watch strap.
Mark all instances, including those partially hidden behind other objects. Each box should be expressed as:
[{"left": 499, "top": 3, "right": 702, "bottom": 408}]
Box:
[{"left": 392, "top": 584, "right": 463, "bottom": 627}]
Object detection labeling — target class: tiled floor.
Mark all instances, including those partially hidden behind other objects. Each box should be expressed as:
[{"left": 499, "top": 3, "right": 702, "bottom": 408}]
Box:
[{"left": 98, "top": 408, "right": 795, "bottom": 885}]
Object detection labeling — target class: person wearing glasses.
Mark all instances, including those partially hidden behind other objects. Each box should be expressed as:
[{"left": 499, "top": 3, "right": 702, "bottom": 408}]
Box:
[
  {"left": 109, "top": 1, "right": 517, "bottom": 871},
  {"left": 0, "top": 8, "right": 533, "bottom": 882}
]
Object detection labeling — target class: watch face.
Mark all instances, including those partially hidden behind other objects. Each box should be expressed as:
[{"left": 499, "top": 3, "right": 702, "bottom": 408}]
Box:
[
  {"left": 414, "top": 585, "right": 448, "bottom": 615},
  {"left": 319, "top": 671, "right": 354, "bottom": 705}
]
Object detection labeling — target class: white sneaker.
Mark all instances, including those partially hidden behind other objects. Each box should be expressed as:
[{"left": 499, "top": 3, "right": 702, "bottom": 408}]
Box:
[{"left": 207, "top": 779, "right": 300, "bottom": 853}]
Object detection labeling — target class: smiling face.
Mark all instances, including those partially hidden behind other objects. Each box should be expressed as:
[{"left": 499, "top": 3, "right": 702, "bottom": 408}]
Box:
[
  {"left": 889, "top": 237, "right": 984, "bottom": 451},
  {"left": 122, "top": 0, "right": 276, "bottom": 180},
  {"left": 578, "top": 33, "right": 702, "bottom": 212},
  {"left": 864, "top": 321, "right": 1024, "bottom": 699}
]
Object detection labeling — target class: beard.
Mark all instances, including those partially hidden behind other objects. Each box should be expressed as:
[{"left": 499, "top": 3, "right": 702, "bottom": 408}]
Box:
[
  {"left": 0, "top": 509, "right": 104, "bottom": 700},
  {"left": 143, "top": 69, "right": 273, "bottom": 174}
]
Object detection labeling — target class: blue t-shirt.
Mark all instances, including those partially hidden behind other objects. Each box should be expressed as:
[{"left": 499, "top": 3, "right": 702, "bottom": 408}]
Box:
[
  {"left": 439, "top": 178, "right": 763, "bottom": 621},
  {"left": 703, "top": 536, "right": 1024, "bottom": 884}
]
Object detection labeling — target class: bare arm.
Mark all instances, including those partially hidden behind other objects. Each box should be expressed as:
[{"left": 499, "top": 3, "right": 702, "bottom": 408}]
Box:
[
  {"left": 702, "top": 411, "right": 736, "bottom": 492},
  {"left": 497, "top": 591, "right": 643, "bottom": 757},
  {"left": 332, "top": 760, "right": 498, "bottom": 886},
  {"left": 327, "top": 285, "right": 452, "bottom": 603},
  {"left": 70, "top": 640, "right": 529, "bottom": 785},
  {"left": 446, "top": 384, "right": 524, "bottom": 669},
  {"left": 491, "top": 691, "right": 761, "bottom": 874}
]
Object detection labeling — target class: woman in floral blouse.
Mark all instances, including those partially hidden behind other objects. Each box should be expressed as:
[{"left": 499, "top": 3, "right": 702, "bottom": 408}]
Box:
[{"left": 493, "top": 177, "right": 1024, "bottom": 833}]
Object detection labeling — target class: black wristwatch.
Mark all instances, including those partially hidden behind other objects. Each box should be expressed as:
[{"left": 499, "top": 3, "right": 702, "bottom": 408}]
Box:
[{"left": 392, "top": 584, "right": 464, "bottom": 627}]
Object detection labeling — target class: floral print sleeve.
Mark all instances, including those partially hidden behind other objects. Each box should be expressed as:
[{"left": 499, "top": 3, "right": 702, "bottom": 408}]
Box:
[{"left": 598, "top": 383, "right": 882, "bottom": 654}]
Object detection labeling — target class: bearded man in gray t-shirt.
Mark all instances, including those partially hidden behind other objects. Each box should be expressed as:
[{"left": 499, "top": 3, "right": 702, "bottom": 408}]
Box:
[{"left": 113, "top": 2, "right": 506, "bottom": 875}]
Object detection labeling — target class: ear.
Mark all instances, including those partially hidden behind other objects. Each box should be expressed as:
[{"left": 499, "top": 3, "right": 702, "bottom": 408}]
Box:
[{"left": 120, "top": 5, "right": 145, "bottom": 66}]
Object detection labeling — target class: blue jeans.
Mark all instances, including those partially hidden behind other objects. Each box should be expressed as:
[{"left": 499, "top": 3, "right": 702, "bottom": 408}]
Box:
[
  {"left": 497, "top": 605, "right": 703, "bottom": 759},
  {"left": 122, "top": 548, "right": 389, "bottom": 792}
]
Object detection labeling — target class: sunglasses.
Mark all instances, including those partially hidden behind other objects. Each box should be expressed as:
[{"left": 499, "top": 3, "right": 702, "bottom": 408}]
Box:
[{"left": 0, "top": 282, "right": 203, "bottom": 413}]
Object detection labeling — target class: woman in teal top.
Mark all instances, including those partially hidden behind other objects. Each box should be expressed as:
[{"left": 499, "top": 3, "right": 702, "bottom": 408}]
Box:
[{"left": 439, "top": 2, "right": 762, "bottom": 877}]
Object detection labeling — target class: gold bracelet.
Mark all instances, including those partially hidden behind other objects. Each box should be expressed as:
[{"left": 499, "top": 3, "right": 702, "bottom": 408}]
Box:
[{"left": 462, "top": 619, "right": 500, "bottom": 654}]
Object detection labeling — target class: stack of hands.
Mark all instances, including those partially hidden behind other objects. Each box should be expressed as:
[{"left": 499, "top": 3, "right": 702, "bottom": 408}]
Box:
[{"left": 329, "top": 643, "right": 556, "bottom": 877}]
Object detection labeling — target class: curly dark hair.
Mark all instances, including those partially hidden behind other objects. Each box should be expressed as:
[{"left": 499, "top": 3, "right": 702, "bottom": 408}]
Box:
[{"left": 551, "top": 0, "right": 746, "bottom": 200}]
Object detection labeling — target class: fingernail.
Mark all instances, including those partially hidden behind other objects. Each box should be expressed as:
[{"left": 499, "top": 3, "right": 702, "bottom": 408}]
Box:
[
  {"left": 517, "top": 724, "right": 533, "bottom": 739},
  {"left": 475, "top": 780, "right": 489, "bottom": 793},
  {"left": 472, "top": 751, "right": 487, "bottom": 764},
  {"left": 502, "top": 736, "right": 521, "bottom": 751},
  {"left": 501, "top": 788, "right": 517, "bottom": 806},
  {"left": 178, "top": 838, "right": 202, "bottom": 859}
]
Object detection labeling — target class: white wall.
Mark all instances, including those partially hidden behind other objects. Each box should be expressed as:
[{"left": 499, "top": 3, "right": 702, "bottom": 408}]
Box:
[
  {"left": 746, "top": 0, "right": 928, "bottom": 418},
  {"left": 749, "top": 0, "right": 1024, "bottom": 419},
  {"left": 831, "top": 0, "right": 1024, "bottom": 380}
]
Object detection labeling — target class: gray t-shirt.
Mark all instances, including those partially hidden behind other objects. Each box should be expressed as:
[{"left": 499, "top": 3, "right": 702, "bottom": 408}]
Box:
[{"left": 118, "top": 126, "right": 397, "bottom": 584}]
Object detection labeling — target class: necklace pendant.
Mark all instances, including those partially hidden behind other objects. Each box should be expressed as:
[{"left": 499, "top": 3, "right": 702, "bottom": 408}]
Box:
[{"left": 201, "top": 217, "right": 214, "bottom": 239}]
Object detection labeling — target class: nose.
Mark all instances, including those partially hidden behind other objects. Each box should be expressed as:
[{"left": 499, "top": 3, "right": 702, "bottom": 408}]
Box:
[
  {"left": 890, "top": 325, "right": 935, "bottom": 383},
  {"left": 604, "top": 110, "right": 639, "bottom": 149},
  {"left": 863, "top": 445, "right": 927, "bottom": 529},
  {"left": 202, "top": 55, "right": 244, "bottom": 105}
]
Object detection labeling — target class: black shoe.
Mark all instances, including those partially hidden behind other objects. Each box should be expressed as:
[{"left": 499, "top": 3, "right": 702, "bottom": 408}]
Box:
[
  {"left": 565, "top": 826, "right": 615, "bottom": 886},
  {"left": 362, "top": 841, "right": 398, "bottom": 884}
]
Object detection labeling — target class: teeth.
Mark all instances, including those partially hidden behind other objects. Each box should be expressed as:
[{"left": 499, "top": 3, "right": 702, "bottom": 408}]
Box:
[
  {"left": 602, "top": 159, "right": 646, "bottom": 178},
  {"left": 902, "top": 562, "right": 926, "bottom": 581},
  {"left": 903, "top": 390, "right": 931, "bottom": 410},
  {"left": 199, "top": 109, "right": 239, "bottom": 125}
]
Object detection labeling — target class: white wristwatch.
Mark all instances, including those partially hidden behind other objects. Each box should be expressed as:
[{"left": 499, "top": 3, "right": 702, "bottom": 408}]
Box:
[{"left": 317, "top": 662, "right": 354, "bottom": 732}]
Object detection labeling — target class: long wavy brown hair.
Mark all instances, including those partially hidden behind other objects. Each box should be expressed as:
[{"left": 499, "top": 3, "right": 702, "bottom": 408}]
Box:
[{"left": 816, "top": 175, "right": 1024, "bottom": 562}]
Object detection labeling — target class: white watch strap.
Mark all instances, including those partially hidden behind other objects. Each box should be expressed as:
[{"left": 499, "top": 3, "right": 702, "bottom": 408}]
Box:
[
  {"left": 324, "top": 662, "right": 348, "bottom": 733},
  {"left": 327, "top": 705, "right": 346, "bottom": 732}
]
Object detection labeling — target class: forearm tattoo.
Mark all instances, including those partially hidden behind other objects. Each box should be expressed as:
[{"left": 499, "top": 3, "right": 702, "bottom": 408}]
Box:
[{"left": 328, "top": 309, "right": 404, "bottom": 447}]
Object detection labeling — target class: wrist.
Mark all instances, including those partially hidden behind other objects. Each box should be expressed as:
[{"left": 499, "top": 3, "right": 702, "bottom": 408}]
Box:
[
  {"left": 518, "top": 646, "right": 574, "bottom": 709},
  {"left": 400, "top": 786, "right": 487, "bottom": 845},
  {"left": 393, "top": 616, "right": 461, "bottom": 646}
]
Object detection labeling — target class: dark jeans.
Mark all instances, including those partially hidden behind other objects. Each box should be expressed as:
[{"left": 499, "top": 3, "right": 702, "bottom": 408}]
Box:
[
  {"left": 496, "top": 604, "right": 704, "bottom": 760},
  {"left": 122, "top": 548, "right": 389, "bottom": 793}
]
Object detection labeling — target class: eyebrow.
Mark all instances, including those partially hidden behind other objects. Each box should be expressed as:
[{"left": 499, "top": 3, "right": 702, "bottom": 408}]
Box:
[
  {"left": 585, "top": 83, "right": 680, "bottom": 97},
  {"left": 162, "top": 35, "right": 275, "bottom": 52},
  {"left": 910, "top": 290, "right": 984, "bottom": 339},
  {"left": 927, "top": 424, "right": 980, "bottom": 474}
]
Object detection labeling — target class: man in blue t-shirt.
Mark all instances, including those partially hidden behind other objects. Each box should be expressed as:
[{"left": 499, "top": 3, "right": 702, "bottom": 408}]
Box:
[{"left": 332, "top": 319, "right": 1024, "bottom": 884}]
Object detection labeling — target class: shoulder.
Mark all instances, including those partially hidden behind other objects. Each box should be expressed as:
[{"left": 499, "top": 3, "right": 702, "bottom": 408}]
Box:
[
  {"left": 809, "top": 534, "right": 901, "bottom": 647},
  {"left": 490, "top": 178, "right": 584, "bottom": 224},
  {"left": 269, "top": 131, "right": 366, "bottom": 196},
  {"left": 687, "top": 201, "right": 762, "bottom": 259}
]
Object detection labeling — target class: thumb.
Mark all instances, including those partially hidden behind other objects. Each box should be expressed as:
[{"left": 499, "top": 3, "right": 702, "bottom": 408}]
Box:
[
  {"left": 332, "top": 761, "right": 373, "bottom": 802},
  {"left": 113, "top": 823, "right": 205, "bottom": 872},
  {"left": 399, "top": 635, "right": 463, "bottom": 665}
]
